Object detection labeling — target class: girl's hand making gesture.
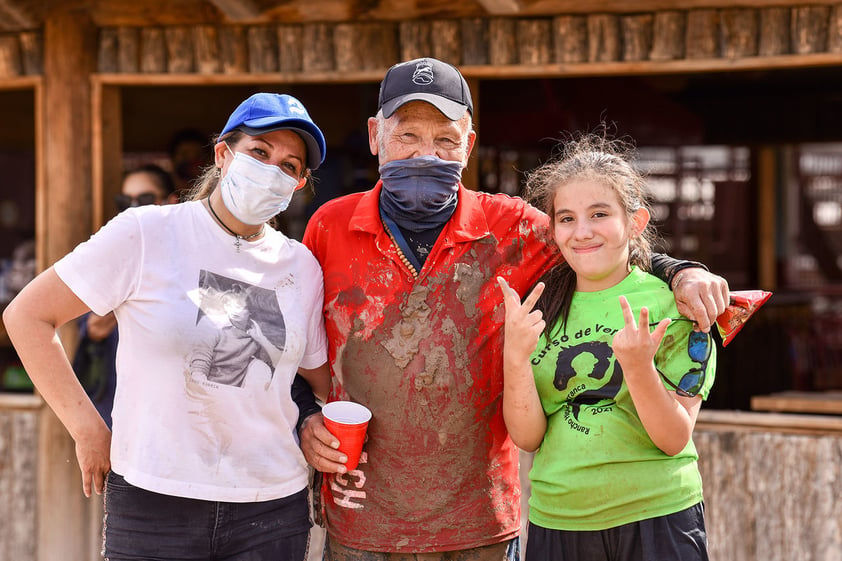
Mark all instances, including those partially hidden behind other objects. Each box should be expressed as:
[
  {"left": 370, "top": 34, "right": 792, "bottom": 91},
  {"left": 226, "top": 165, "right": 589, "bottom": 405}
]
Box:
[
  {"left": 612, "top": 295, "right": 670, "bottom": 381},
  {"left": 498, "top": 277, "right": 545, "bottom": 364},
  {"left": 497, "top": 277, "right": 548, "bottom": 452},
  {"left": 613, "top": 295, "right": 701, "bottom": 456}
]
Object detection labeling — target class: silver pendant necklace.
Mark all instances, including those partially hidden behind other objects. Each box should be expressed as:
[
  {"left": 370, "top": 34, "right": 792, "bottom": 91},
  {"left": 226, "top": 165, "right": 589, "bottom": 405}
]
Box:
[{"left": 207, "top": 198, "right": 263, "bottom": 252}]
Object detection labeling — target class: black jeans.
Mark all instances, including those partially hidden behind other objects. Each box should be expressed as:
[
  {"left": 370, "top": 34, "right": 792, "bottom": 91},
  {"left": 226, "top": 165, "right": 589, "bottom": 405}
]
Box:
[{"left": 103, "top": 472, "right": 311, "bottom": 561}]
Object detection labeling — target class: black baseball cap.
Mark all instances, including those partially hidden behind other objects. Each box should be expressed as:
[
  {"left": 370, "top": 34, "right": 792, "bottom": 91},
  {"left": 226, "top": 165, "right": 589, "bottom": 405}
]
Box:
[{"left": 378, "top": 57, "right": 473, "bottom": 121}]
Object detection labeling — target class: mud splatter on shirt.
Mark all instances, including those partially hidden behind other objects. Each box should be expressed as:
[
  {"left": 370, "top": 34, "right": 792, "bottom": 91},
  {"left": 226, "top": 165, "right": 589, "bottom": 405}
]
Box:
[{"left": 304, "top": 183, "right": 557, "bottom": 552}]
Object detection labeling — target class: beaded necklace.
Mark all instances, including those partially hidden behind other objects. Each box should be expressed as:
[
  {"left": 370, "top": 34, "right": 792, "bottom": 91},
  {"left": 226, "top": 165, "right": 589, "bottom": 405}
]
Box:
[{"left": 384, "top": 223, "right": 418, "bottom": 278}]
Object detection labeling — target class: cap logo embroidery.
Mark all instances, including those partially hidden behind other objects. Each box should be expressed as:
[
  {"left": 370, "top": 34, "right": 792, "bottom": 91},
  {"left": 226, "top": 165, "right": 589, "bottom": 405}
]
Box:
[
  {"left": 287, "top": 98, "right": 307, "bottom": 116},
  {"left": 412, "top": 62, "right": 434, "bottom": 86}
]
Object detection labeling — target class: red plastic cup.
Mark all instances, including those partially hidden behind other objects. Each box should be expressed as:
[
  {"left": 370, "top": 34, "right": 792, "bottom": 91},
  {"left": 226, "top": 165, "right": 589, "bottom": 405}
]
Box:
[{"left": 322, "top": 401, "right": 372, "bottom": 471}]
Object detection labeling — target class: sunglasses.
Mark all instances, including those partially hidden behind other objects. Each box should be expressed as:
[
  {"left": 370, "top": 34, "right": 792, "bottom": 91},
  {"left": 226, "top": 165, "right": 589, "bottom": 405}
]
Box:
[
  {"left": 115, "top": 192, "right": 158, "bottom": 211},
  {"left": 650, "top": 318, "right": 712, "bottom": 398}
]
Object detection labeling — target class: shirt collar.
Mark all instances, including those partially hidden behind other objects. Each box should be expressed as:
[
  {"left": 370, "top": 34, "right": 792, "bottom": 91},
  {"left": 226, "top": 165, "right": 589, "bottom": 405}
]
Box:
[{"left": 349, "top": 181, "right": 491, "bottom": 245}]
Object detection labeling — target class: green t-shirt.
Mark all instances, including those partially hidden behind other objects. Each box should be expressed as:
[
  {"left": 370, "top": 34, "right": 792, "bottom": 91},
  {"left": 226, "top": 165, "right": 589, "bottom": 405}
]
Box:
[{"left": 528, "top": 267, "right": 716, "bottom": 531}]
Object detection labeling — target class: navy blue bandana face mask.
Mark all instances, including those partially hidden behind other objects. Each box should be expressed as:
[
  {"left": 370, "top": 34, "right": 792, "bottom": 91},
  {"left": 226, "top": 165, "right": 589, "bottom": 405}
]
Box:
[{"left": 379, "top": 155, "right": 463, "bottom": 232}]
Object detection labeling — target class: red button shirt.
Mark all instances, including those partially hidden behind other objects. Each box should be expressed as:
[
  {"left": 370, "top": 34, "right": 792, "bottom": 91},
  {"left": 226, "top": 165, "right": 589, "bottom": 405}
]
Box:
[{"left": 303, "top": 182, "right": 558, "bottom": 553}]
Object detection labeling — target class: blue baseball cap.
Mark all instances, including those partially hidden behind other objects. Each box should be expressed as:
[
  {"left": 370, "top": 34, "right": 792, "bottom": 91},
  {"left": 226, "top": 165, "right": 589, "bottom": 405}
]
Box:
[{"left": 219, "top": 93, "right": 326, "bottom": 170}]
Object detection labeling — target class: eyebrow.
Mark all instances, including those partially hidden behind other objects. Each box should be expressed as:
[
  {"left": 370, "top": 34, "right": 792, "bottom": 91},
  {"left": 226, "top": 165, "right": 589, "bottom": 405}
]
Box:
[
  {"left": 250, "top": 136, "right": 304, "bottom": 164},
  {"left": 555, "top": 202, "right": 614, "bottom": 215}
]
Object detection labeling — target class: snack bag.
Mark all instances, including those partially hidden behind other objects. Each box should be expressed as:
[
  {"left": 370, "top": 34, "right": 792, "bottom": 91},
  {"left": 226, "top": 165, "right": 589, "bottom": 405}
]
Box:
[{"left": 716, "top": 290, "right": 772, "bottom": 347}]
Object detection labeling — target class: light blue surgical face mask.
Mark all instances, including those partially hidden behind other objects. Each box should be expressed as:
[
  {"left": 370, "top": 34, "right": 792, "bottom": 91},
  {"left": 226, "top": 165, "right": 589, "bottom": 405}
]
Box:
[
  {"left": 220, "top": 146, "right": 300, "bottom": 225},
  {"left": 378, "top": 155, "right": 463, "bottom": 232}
]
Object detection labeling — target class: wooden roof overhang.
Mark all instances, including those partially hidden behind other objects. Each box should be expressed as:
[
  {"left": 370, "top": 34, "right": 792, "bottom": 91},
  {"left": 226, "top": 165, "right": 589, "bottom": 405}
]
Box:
[{"left": 3, "top": 1, "right": 842, "bottom": 81}]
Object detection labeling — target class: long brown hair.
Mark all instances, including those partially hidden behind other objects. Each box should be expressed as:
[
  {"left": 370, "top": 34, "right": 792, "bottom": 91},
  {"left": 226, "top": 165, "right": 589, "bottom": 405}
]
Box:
[{"left": 525, "top": 130, "right": 655, "bottom": 339}]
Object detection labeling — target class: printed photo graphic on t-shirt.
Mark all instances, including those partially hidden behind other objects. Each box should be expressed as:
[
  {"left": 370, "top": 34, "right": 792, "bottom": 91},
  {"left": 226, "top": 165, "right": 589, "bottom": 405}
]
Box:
[{"left": 189, "top": 270, "right": 286, "bottom": 389}]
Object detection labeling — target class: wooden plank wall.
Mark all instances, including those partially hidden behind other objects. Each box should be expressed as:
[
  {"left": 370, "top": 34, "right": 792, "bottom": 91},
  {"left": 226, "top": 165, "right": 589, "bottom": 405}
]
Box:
[
  {"left": 89, "top": 6, "right": 842, "bottom": 74},
  {"left": 0, "top": 404, "right": 39, "bottom": 561},
  {"left": 696, "top": 428, "right": 842, "bottom": 561},
  {"left": 2, "top": 5, "right": 842, "bottom": 78}
]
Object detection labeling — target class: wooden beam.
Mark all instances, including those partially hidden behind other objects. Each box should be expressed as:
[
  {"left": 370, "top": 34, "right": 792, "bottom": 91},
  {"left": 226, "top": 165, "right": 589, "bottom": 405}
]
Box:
[
  {"left": 476, "top": 0, "right": 521, "bottom": 15},
  {"left": 0, "top": 0, "right": 35, "bottom": 31},
  {"left": 207, "top": 0, "right": 262, "bottom": 21},
  {"left": 5, "top": 0, "right": 842, "bottom": 31}
]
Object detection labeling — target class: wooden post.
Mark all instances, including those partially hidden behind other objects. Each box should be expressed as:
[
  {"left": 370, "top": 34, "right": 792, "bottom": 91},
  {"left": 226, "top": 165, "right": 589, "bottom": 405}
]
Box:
[
  {"left": 621, "top": 13, "right": 654, "bottom": 62},
  {"left": 92, "top": 84, "right": 123, "bottom": 232},
  {"left": 400, "top": 21, "right": 432, "bottom": 62},
  {"left": 117, "top": 27, "right": 140, "bottom": 73},
  {"left": 829, "top": 5, "right": 842, "bottom": 53},
  {"left": 650, "top": 11, "right": 685, "bottom": 61},
  {"left": 165, "top": 26, "right": 194, "bottom": 73},
  {"left": 248, "top": 25, "right": 279, "bottom": 73},
  {"left": 432, "top": 20, "right": 461, "bottom": 65},
  {"left": 301, "top": 23, "right": 334, "bottom": 72},
  {"left": 18, "top": 31, "right": 43, "bottom": 75},
  {"left": 587, "top": 14, "right": 621, "bottom": 62},
  {"left": 759, "top": 8, "right": 790, "bottom": 56},
  {"left": 42, "top": 8, "right": 98, "bottom": 561},
  {"left": 278, "top": 24, "right": 303, "bottom": 73},
  {"left": 219, "top": 26, "right": 248, "bottom": 74},
  {"left": 460, "top": 18, "right": 489, "bottom": 66},
  {"left": 97, "top": 29, "right": 118, "bottom": 73},
  {"left": 517, "top": 18, "right": 552, "bottom": 65},
  {"left": 489, "top": 18, "right": 516, "bottom": 65},
  {"left": 686, "top": 9, "right": 719, "bottom": 59},
  {"left": 791, "top": 6, "right": 830, "bottom": 54},
  {"left": 553, "top": 15, "right": 587, "bottom": 63},
  {"left": 0, "top": 35, "right": 22, "bottom": 78},
  {"left": 193, "top": 25, "right": 220, "bottom": 74},
  {"left": 361, "top": 23, "right": 398, "bottom": 70},
  {"left": 720, "top": 9, "right": 758, "bottom": 59},
  {"left": 140, "top": 27, "right": 167, "bottom": 73},
  {"left": 464, "top": 76, "right": 479, "bottom": 191},
  {"left": 756, "top": 146, "right": 777, "bottom": 290}
]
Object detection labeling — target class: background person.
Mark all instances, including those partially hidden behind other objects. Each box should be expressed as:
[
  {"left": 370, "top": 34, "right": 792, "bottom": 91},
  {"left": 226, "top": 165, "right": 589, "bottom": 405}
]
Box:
[
  {"left": 73, "top": 163, "right": 177, "bottom": 428},
  {"left": 3, "top": 92, "right": 330, "bottom": 561},
  {"left": 499, "top": 132, "right": 714, "bottom": 561},
  {"left": 168, "top": 127, "right": 214, "bottom": 200},
  {"left": 299, "top": 57, "right": 729, "bottom": 561}
]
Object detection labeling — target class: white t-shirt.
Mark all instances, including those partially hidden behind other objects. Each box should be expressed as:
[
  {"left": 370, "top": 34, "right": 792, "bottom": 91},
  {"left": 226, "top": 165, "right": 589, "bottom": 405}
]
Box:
[{"left": 54, "top": 200, "right": 327, "bottom": 502}]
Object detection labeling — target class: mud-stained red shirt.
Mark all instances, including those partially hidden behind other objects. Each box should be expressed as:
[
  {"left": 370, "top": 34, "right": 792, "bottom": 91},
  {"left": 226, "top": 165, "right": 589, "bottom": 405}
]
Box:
[{"left": 303, "top": 182, "right": 558, "bottom": 553}]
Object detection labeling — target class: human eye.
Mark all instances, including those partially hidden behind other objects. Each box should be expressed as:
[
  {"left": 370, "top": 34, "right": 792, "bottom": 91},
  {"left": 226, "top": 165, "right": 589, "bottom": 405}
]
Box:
[
  {"left": 281, "top": 161, "right": 301, "bottom": 175},
  {"left": 250, "top": 146, "right": 269, "bottom": 159},
  {"left": 437, "top": 136, "right": 460, "bottom": 149}
]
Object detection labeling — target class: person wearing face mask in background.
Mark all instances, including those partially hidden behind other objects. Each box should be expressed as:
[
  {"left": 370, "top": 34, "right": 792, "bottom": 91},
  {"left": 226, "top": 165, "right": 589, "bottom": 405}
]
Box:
[
  {"left": 71, "top": 163, "right": 178, "bottom": 430},
  {"left": 299, "top": 58, "right": 731, "bottom": 561},
  {"left": 2, "top": 93, "right": 331, "bottom": 561}
]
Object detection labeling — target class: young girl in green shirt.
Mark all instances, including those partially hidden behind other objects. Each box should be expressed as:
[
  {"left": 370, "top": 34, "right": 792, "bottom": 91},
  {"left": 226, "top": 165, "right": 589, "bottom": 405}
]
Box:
[{"left": 498, "top": 132, "right": 715, "bottom": 561}]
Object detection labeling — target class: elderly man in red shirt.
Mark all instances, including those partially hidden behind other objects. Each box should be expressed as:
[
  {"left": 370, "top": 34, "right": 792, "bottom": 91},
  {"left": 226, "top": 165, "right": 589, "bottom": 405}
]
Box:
[{"left": 300, "top": 57, "right": 729, "bottom": 561}]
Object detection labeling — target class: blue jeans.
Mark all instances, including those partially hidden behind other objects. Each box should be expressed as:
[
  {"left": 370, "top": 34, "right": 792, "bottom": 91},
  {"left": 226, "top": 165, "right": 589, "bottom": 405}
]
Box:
[{"left": 103, "top": 472, "right": 311, "bottom": 561}]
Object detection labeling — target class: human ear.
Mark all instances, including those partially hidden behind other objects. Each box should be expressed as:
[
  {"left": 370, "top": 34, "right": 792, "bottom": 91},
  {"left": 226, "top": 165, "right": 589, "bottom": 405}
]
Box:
[
  {"left": 631, "top": 207, "right": 650, "bottom": 237},
  {"left": 213, "top": 141, "right": 230, "bottom": 168}
]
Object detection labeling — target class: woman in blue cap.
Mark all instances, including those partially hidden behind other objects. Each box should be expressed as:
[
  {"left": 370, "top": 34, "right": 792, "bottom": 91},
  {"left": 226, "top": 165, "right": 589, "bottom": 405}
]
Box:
[{"left": 3, "top": 92, "right": 330, "bottom": 561}]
